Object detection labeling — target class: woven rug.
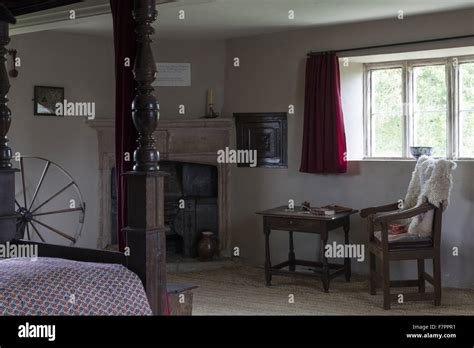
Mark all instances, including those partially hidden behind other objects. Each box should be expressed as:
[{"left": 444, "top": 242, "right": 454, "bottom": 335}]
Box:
[{"left": 168, "top": 266, "right": 474, "bottom": 315}]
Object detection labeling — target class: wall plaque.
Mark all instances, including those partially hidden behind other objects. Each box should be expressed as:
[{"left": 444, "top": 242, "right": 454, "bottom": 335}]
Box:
[{"left": 153, "top": 62, "right": 191, "bottom": 87}]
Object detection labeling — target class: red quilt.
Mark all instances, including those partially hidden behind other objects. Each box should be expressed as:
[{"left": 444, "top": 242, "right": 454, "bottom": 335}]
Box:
[{"left": 0, "top": 257, "right": 152, "bottom": 316}]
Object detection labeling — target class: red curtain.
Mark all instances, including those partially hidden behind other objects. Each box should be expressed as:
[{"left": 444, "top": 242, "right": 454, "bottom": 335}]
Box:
[
  {"left": 300, "top": 53, "right": 347, "bottom": 174},
  {"left": 110, "top": 0, "right": 137, "bottom": 251}
]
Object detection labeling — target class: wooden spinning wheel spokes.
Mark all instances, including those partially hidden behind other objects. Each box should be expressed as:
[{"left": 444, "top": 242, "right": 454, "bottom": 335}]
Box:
[{"left": 12, "top": 156, "right": 86, "bottom": 246}]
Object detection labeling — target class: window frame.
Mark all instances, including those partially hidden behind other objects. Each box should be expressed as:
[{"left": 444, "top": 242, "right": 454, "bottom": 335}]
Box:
[
  {"left": 363, "top": 54, "right": 474, "bottom": 160},
  {"left": 455, "top": 56, "right": 474, "bottom": 159}
]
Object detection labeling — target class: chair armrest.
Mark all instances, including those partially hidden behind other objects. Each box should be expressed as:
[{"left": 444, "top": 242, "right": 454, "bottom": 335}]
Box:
[
  {"left": 360, "top": 202, "right": 400, "bottom": 218},
  {"left": 373, "top": 202, "right": 434, "bottom": 224}
]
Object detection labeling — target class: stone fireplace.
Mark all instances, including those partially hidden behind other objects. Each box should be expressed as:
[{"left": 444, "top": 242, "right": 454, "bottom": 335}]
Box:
[{"left": 88, "top": 118, "right": 233, "bottom": 258}]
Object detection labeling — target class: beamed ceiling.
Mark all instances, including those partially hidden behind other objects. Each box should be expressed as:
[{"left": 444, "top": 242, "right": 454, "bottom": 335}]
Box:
[
  {"left": 6, "top": 0, "right": 474, "bottom": 40},
  {"left": 2, "top": 0, "right": 82, "bottom": 16}
]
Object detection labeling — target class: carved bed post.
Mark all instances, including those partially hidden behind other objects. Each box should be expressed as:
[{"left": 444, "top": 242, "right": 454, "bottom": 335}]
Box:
[
  {"left": 124, "top": 0, "right": 168, "bottom": 315},
  {"left": 0, "top": 6, "right": 17, "bottom": 244}
]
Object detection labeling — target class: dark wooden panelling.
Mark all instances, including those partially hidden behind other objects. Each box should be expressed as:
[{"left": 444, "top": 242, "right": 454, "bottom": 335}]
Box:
[
  {"left": 0, "top": 171, "right": 17, "bottom": 243},
  {"left": 4, "top": 0, "right": 82, "bottom": 16},
  {"left": 11, "top": 239, "right": 127, "bottom": 265},
  {"left": 234, "top": 113, "right": 288, "bottom": 168}
]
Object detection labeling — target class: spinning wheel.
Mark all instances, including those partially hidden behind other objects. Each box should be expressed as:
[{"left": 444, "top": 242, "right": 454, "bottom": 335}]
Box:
[{"left": 1, "top": 156, "right": 85, "bottom": 246}]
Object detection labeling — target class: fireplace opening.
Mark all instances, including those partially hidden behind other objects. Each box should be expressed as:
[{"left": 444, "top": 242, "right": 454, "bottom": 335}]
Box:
[
  {"left": 110, "top": 162, "right": 219, "bottom": 259},
  {"left": 162, "top": 161, "right": 219, "bottom": 259}
]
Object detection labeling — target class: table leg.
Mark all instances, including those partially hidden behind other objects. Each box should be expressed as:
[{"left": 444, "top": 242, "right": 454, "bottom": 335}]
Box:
[
  {"left": 264, "top": 225, "right": 272, "bottom": 286},
  {"left": 288, "top": 231, "right": 295, "bottom": 271},
  {"left": 321, "top": 234, "right": 330, "bottom": 293},
  {"left": 344, "top": 223, "right": 352, "bottom": 282}
]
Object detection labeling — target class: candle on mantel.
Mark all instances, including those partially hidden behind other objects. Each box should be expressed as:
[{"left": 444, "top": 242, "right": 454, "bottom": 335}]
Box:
[{"left": 207, "top": 89, "right": 214, "bottom": 115}]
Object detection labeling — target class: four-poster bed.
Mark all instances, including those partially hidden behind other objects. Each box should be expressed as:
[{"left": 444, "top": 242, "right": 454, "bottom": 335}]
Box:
[{"left": 0, "top": 0, "right": 169, "bottom": 315}]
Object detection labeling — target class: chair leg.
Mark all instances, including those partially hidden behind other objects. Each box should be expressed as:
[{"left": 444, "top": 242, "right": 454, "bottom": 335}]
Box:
[
  {"left": 433, "top": 255, "right": 442, "bottom": 306},
  {"left": 382, "top": 257, "right": 390, "bottom": 310},
  {"left": 369, "top": 252, "right": 376, "bottom": 295},
  {"left": 417, "top": 259, "right": 425, "bottom": 293}
]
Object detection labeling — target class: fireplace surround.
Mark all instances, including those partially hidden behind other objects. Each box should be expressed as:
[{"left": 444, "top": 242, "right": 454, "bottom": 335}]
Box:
[{"left": 88, "top": 118, "right": 233, "bottom": 257}]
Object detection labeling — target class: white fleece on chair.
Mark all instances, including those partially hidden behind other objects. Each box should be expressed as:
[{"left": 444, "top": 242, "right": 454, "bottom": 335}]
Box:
[{"left": 402, "top": 155, "right": 456, "bottom": 237}]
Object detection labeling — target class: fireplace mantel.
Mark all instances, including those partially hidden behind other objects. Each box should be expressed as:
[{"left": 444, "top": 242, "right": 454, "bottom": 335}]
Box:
[
  {"left": 88, "top": 117, "right": 234, "bottom": 257},
  {"left": 88, "top": 117, "right": 233, "bottom": 131}
]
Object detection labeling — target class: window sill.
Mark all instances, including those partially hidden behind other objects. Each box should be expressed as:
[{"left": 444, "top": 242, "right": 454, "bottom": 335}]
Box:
[
  {"left": 361, "top": 157, "right": 415, "bottom": 161},
  {"left": 347, "top": 158, "right": 474, "bottom": 162}
]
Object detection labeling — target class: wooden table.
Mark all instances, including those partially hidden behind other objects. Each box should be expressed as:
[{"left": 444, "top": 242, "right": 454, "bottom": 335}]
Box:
[{"left": 256, "top": 206, "right": 358, "bottom": 292}]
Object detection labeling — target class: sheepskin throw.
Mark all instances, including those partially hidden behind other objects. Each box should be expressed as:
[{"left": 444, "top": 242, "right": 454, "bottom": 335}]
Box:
[{"left": 402, "top": 155, "right": 456, "bottom": 237}]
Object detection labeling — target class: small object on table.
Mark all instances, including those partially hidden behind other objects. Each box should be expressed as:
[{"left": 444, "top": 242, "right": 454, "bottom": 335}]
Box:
[
  {"left": 312, "top": 207, "right": 336, "bottom": 216},
  {"left": 301, "top": 202, "right": 353, "bottom": 216},
  {"left": 323, "top": 204, "right": 354, "bottom": 213},
  {"left": 256, "top": 205, "right": 358, "bottom": 292}
]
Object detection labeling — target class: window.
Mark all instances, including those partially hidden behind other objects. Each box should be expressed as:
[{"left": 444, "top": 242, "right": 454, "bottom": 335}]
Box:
[
  {"left": 459, "top": 62, "right": 474, "bottom": 158},
  {"left": 413, "top": 65, "right": 447, "bottom": 157},
  {"left": 364, "top": 55, "right": 474, "bottom": 159},
  {"left": 370, "top": 68, "right": 403, "bottom": 157}
]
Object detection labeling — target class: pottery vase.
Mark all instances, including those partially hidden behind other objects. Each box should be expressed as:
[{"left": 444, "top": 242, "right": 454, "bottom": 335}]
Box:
[{"left": 198, "top": 231, "right": 218, "bottom": 261}]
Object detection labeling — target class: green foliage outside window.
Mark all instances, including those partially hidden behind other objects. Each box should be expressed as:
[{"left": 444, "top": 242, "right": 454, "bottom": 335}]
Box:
[
  {"left": 371, "top": 68, "right": 403, "bottom": 157},
  {"left": 413, "top": 65, "right": 447, "bottom": 157},
  {"left": 460, "top": 63, "right": 474, "bottom": 158},
  {"left": 367, "top": 58, "right": 474, "bottom": 158}
]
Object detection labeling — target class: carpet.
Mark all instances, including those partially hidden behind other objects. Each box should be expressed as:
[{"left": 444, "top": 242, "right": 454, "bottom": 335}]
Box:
[{"left": 168, "top": 266, "right": 474, "bottom": 315}]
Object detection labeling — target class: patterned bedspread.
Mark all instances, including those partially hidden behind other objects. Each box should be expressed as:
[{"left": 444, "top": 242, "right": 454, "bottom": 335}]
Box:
[{"left": 0, "top": 257, "right": 152, "bottom": 316}]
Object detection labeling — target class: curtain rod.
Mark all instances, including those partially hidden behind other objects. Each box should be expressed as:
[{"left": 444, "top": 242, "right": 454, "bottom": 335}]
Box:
[{"left": 307, "top": 34, "right": 474, "bottom": 56}]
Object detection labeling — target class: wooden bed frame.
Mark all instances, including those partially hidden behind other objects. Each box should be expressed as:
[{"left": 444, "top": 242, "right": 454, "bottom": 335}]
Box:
[{"left": 0, "top": 0, "right": 168, "bottom": 315}]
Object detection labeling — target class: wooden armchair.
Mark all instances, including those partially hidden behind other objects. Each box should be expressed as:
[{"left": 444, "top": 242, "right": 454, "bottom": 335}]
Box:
[{"left": 360, "top": 201, "right": 442, "bottom": 310}]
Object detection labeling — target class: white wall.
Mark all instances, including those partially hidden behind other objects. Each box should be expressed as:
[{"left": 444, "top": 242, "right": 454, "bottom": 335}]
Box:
[
  {"left": 223, "top": 9, "right": 474, "bottom": 288},
  {"left": 153, "top": 39, "right": 226, "bottom": 119},
  {"left": 9, "top": 31, "right": 115, "bottom": 248}
]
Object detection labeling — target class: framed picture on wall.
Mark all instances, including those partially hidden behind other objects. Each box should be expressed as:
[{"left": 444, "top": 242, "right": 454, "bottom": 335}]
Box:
[{"left": 33, "top": 86, "right": 64, "bottom": 116}]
